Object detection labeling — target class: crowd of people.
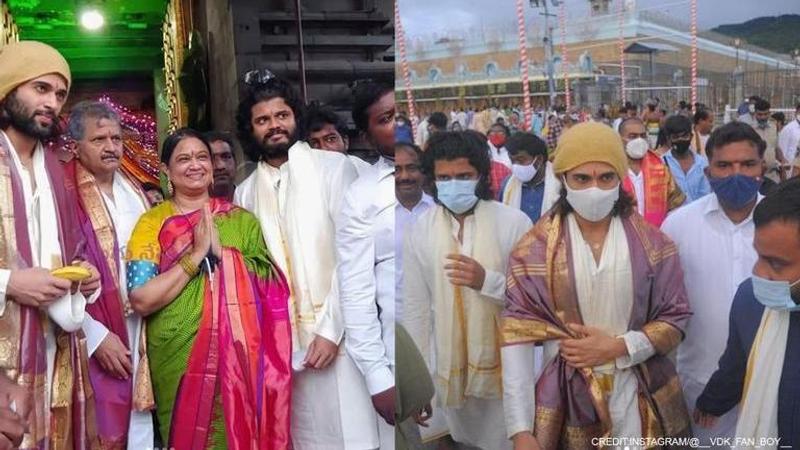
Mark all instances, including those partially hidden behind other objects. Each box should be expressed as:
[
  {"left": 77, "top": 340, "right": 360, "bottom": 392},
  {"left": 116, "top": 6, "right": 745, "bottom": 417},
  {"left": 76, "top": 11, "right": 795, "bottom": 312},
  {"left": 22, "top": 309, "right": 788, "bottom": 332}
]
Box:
[
  {"left": 0, "top": 41, "right": 396, "bottom": 450},
  {"left": 394, "top": 93, "right": 800, "bottom": 449}
]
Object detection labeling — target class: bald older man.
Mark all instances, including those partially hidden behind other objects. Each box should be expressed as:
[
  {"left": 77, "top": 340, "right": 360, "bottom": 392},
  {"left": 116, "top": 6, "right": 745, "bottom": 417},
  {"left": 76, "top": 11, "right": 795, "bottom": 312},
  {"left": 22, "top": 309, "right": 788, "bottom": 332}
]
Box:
[{"left": 0, "top": 41, "right": 101, "bottom": 449}]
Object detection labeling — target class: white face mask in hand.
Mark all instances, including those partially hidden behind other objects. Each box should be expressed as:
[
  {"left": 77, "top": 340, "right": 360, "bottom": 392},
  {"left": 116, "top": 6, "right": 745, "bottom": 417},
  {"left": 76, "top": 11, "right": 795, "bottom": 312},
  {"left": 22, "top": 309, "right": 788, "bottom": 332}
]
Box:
[{"left": 564, "top": 180, "right": 620, "bottom": 222}]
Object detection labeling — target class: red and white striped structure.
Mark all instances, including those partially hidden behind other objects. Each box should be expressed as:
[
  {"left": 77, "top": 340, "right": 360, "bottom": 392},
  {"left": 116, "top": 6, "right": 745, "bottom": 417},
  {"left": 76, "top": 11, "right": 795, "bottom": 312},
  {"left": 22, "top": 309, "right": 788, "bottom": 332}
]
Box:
[
  {"left": 395, "top": 0, "right": 419, "bottom": 140},
  {"left": 617, "top": 0, "right": 627, "bottom": 104},
  {"left": 690, "top": 0, "right": 698, "bottom": 108},
  {"left": 515, "top": 0, "right": 532, "bottom": 131},
  {"left": 559, "top": 1, "right": 570, "bottom": 110}
]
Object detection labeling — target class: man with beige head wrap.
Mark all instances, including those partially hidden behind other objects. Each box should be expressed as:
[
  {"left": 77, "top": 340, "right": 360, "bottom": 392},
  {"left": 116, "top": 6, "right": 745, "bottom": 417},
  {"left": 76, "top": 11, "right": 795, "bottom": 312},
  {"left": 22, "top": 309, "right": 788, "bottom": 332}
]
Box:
[
  {"left": 0, "top": 41, "right": 101, "bottom": 449},
  {"left": 501, "top": 122, "right": 693, "bottom": 449}
]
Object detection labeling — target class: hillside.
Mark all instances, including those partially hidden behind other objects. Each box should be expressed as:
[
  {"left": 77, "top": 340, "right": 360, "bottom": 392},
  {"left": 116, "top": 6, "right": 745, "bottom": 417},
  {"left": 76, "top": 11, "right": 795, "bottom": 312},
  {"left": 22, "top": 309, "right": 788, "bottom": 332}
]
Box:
[{"left": 712, "top": 14, "right": 800, "bottom": 55}]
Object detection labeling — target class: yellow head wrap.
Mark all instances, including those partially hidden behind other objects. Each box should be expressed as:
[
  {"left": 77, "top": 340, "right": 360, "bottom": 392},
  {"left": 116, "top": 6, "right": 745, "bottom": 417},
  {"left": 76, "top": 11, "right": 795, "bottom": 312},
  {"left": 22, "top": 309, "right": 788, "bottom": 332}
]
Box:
[
  {"left": 552, "top": 121, "right": 628, "bottom": 179},
  {"left": 0, "top": 41, "right": 71, "bottom": 101}
]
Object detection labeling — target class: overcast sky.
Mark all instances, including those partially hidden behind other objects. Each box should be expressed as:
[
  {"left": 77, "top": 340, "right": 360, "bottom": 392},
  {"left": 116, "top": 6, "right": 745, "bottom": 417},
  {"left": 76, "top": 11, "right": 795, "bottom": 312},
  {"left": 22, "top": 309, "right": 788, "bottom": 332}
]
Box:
[{"left": 399, "top": 0, "right": 800, "bottom": 39}]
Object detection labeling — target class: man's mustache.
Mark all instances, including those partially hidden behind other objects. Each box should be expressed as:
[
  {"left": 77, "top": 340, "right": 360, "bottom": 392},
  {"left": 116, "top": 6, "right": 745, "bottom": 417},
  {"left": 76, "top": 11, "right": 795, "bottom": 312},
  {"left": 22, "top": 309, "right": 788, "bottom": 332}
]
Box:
[{"left": 264, "top": 129, "right": 289, "bottom": 142}]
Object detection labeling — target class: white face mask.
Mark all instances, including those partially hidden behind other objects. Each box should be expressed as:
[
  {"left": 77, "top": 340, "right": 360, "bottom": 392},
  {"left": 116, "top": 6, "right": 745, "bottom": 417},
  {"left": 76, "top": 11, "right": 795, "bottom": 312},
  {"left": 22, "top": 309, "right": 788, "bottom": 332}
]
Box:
[
  {"left": 625, "top": 137, "right": 649, "bottom": 159},
  {"left": 564, "top": 180, "right": 620, "bottom": 222},
  {"left": 749, "top": 104, "right": 756, "bottom": 114},
  {"left": 511, "top": 161, "right": 538, "bottom": 183}
]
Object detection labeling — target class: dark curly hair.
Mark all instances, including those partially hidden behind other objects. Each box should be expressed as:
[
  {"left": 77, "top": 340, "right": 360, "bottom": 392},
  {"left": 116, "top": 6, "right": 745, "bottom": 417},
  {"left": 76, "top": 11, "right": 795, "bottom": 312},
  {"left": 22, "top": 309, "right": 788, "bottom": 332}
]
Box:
[
  {"left": 351, "top": 81, "right": 393, "bottom": 133},
  {"left": 235, "top": 77, "right": 303, "bottom": 163},
  {"left": 421, "top": 131, "right": 493, "bottom": 202},
  {"left": 303, "top": 104, "right": 348, "bottom": 140}
]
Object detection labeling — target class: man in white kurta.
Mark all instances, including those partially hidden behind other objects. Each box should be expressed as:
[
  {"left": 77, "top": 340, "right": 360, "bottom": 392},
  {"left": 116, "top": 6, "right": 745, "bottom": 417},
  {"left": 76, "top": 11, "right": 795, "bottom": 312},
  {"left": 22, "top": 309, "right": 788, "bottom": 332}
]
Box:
[
  {"left": 402, "top": 129, "right": 531, "bottom": 449},
  {"left": 661, "top": 121, "right": 767, "bottom": 446},
  {"left": 234, "top": 77, "right": 376, "bottom": 448},
  {"left": 336, "top": 156, "right": 395, "bottom": 447},
  {"left": 67, "top": 100, "right": 154, "bottom": 449},
  {"left": 404, "top": 199, "right": 530, "bottom": 449},
  {"left": 0, "top": 40, "right": 101, "bottom": 449}
]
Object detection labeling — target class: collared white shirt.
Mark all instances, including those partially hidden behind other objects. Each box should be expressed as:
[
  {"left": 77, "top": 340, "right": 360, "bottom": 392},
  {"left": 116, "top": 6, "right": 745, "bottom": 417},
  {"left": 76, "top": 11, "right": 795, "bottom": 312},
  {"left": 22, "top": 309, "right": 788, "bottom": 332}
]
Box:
[
  {"left": 628, "top": 168, "right": 645, "bottom": 215},
  {"left": 395, "top": 192, "right": 434, "bottom": 321},
  {"left": 778, "top": 118, "right": 800, "bottom": 163},
  {"left": 661, "top": 193, "right": 761, "bottom": 385},
  {"left": 348, "top": 154, "right": 373, "bottom": 177},
  {"left": 335, "top": 157, "right": 395, "bottom": 395}
]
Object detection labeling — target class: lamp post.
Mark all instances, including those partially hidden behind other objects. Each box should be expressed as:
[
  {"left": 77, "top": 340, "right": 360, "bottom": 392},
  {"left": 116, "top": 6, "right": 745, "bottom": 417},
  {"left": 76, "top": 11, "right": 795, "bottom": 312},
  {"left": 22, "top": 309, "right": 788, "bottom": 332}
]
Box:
[
  {"left": 733, "top": 38, "right": 741, "bottom": 71},
  {"left": 530, "top": 0, "right": 559, "bottom": 109}
]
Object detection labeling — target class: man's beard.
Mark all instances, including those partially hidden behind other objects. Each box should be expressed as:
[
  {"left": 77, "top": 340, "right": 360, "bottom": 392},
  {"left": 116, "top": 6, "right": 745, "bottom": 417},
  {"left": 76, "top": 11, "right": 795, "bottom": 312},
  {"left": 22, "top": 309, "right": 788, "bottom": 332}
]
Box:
[
  {"left": 1, "top": 94, "right": 58, "bottom": 140},
  {"left": 257, "top": 127, "right": 298, "bottom": 160}
]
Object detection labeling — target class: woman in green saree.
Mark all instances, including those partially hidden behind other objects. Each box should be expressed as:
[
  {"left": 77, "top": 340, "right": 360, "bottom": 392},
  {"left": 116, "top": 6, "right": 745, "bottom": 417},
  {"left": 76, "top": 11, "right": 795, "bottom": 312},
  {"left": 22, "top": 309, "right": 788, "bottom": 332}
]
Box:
[{"left": 126, "top": 128, "right": 291, "bottom": 449}]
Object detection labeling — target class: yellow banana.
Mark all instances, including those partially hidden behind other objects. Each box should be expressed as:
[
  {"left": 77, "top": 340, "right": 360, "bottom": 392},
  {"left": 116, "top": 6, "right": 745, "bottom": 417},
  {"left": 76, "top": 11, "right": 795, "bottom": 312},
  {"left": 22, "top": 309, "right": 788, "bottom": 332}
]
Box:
[{"left": 51, "top": 266, "right": 92, "bottom": 282}]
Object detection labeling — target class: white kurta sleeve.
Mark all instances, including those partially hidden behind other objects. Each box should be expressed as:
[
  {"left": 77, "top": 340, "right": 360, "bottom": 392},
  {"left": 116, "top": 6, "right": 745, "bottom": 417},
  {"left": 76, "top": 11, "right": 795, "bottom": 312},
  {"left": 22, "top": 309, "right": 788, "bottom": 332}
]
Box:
[
  {"left": 311, "top": 155, "right": 360, "bottom": 346},
  {"left": 502, "top": 343, "right": 537, "bottom": 438},
  {"left": 314, "top": 276, "right": 344, "bottom": 345},
  {"left": 82, "top": 313, "right": 110, "bottom": 357},
  {"left": 326, "top": 154, "right": 359, "bottom": 218},
  {"left": 233, "top": 174, "right": 255, "bottom": 211},
  {"left": 48, "top": 291, "right": 87, "bottom": 332},
  {"left": 335, "top": 181, "right": 393, "bottom": 395},
  {"left": 233, "top": 185, "right": 244, "bottom": 208},
  {"left": 616, "top": 330, "right": 657, "bottom": 369},
  {"left": 0, "top": 269, "right": 10, "bottom": 316},
  {"left": 402, "top": 227, "right": 433, "bottom": 368},
  {"left": 480, "top": 269, "right": 506, "bottom": 304}
]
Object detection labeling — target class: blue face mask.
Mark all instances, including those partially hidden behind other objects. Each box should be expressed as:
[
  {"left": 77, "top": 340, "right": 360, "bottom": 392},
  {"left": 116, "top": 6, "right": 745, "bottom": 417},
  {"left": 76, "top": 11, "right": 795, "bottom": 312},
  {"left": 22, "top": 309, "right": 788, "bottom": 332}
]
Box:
[
  {"left": 752, "top": 275, "right": 800, "bottom": 312},
  {"left": 708, "top": 174, "right": 761, "bottom": 210},
  {"left": 436, "top": 179, "right": 479, "bottom": 214}
]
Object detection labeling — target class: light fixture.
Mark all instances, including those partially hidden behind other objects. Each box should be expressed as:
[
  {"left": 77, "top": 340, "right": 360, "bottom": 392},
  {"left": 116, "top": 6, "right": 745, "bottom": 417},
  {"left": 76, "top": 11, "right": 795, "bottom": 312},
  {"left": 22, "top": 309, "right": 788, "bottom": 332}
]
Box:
[{"left": 80, "top": 10, "right": 104, "bottom": 31}]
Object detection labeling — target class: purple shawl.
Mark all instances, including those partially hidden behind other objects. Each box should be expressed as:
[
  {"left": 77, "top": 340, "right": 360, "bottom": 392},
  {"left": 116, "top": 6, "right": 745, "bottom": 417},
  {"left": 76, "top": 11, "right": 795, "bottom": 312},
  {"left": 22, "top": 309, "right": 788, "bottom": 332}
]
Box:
[
  {"left": 502, "top": 212, "right": 692, "bottom": 449},
  {"left": 0, "top": 131, "right": 98, "bottom": 450}
]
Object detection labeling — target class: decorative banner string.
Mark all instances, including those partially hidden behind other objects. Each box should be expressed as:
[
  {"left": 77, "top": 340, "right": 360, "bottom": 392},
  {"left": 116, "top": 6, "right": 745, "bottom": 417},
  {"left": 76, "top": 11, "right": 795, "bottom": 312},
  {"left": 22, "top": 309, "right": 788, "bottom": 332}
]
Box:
[
  {"left": 618, "top": 0, "right": 627, "bottom": 104},
  {"left": 690, "top": 0, "right": 698, "bottom": 109},
  {"left": 515, "top": 0, "right": 532, "bottom": 131},
  {"left": 559, "top": 1, "right": 570, "bottom": 110},
  {"left": 395, "top": 0, "right": 419, "bottom": 141}
]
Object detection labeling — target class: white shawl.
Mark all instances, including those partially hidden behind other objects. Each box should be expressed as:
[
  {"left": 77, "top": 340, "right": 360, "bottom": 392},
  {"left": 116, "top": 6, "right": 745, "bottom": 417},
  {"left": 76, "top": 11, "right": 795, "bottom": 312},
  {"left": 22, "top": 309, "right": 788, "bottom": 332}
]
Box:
[
  {"left": 431, "top": 202, "right": 504, "bottom": 407},
  {"left": 734, "top": 308, "right": 790, "bottom": 449},
  {"left": 252, "top": 142, "right": 342, "bottom": 350}
]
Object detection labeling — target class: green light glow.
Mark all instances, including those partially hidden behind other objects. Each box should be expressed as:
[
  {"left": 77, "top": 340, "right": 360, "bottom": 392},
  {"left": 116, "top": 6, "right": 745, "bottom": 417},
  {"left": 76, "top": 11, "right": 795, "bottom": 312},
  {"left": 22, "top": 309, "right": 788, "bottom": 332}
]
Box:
[{"left": 7, "top": 0, "right": 168, "bottom": 80}]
